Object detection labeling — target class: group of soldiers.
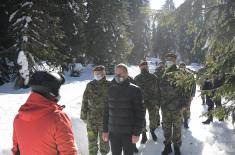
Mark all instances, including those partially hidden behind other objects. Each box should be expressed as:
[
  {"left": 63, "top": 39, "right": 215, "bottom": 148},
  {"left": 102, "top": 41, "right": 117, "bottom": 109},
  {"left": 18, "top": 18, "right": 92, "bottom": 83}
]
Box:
[{"left": 80, "top": 53, "right": 196, "bottom": 155}]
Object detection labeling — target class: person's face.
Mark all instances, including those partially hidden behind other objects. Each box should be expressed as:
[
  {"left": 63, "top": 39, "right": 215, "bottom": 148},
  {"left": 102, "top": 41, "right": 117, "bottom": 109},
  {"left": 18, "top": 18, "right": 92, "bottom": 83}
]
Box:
[
  {"left": 179, "top": 64, "right": 186, "bottom": 69},
  {"left": 115, "top": 67, "right": 128, "bottom": 79},
  {"left": 166, "top": 57, "right": 176, "bottom": 64},
  {"left": 158, "top": 63, "right": 165, "bottom": 68},
  {"left": 93, "top": 70, "right": 105, "bottom": 80},
  {"left": 139, "top": 65, "right": 148, "bottom": 71}
]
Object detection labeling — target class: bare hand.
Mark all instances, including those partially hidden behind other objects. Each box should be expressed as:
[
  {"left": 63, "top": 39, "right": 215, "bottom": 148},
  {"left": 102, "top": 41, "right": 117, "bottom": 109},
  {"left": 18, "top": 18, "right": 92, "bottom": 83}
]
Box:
[
  {"left": 102, "top": 132, "right": 109, "bottom": 142},
  {"left": 132, "top": 135, "right": 139, "bottom": 144}
]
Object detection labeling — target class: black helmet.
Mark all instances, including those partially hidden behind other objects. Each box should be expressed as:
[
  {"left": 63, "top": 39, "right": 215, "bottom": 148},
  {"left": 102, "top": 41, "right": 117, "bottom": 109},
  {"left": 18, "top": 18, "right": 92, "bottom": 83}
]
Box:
[{"left": 29, "top": 71, "right": 65, "bottom": 102}]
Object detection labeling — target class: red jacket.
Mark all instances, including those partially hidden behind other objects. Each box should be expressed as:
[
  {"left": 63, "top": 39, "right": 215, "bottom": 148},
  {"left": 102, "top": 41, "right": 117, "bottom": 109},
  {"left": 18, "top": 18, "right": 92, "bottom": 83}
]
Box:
[{"left": 12, "top": 92, "right": 78, "bottom": 155}]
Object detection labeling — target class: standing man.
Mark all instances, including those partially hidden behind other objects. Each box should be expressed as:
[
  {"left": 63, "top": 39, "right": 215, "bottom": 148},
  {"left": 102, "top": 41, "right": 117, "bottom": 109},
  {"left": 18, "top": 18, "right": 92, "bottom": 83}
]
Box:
[
  {"left": 80, "top": 65, "right": 110, "bottom": 155},
  {"left": 134, "top": 61, "right": 160, "bottom": 143},
  {"left": 154, "top": 61, "right": 166, "bottom": 125},
  {"left": 160, "top": 53, "right": 184, "bottom": 155},
  {"left": 102, "top": 64, "right": 145, "bottom": 155},
  {"left": 154, "top": 61, "right": 165, "bottom": 79},
  {"left": 179, "top": 62, "right": 196, "bottom": 129},
  {"left": 12, "top": 71, "right": 78, "bottom": 155}
]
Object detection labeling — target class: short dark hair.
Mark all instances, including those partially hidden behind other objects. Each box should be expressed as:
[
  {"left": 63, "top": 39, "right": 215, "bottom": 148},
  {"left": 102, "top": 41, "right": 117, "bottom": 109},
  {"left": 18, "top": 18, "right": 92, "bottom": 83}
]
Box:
[
  {"left": 115, "top": 63, "right": 128, "bottom": 73},
  {"left": 93, "top": 65, "right": 105, "bottom": 71},
  {"left": 139, "top": 61, "right": 148, "bottom": 67}
]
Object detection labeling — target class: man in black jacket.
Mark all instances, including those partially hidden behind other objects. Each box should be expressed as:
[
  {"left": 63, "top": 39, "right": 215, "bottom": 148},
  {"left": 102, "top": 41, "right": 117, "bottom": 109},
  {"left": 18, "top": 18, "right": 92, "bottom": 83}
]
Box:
[{"left": 102, "top": 64, "right": 145, "bottom": 155}]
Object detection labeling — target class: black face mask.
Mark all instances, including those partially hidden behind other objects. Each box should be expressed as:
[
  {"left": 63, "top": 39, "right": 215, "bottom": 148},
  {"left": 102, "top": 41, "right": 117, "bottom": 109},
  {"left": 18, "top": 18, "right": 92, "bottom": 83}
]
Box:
[{"left": 141, "top": 68, "right": 148, "bottom": 73}]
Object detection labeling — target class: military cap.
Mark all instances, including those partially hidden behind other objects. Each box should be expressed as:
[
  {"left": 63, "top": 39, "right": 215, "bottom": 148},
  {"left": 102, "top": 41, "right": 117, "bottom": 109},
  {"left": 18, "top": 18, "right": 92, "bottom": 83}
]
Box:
[
  {"left": 93, "top": 65, "right": 105, "bottom": 71},
  {"left": 165, "top": 53, "right": 177, "bottom": 59},
  {"left": 179, "top": 61, "right": 186, "bottom": 66}
]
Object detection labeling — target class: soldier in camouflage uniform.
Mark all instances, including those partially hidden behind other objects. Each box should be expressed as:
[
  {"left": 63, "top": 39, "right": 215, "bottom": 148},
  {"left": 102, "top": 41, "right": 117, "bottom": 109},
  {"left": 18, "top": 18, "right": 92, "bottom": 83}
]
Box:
[
  {"left": 154, "top": 61, "right": 166, "bottom": 125},
  {"left": 154, "top": 61, "right": 165, "bottom": 79},
  {"left": 179, "top": 62, "right": 196, "bottom": 129},
  {"left": 134, "top": 61, "right": 160, "bottom": 144},
  {"left": 80, "top": 65, "right": 110, "bottom": 155},
  {"left": 160, "top": 53, "right": 184, "bottom": 155}
]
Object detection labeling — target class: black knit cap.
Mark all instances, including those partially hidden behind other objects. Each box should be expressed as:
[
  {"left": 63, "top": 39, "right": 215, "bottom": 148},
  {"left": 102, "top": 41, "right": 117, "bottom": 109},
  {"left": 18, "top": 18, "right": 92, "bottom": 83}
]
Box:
[{"left": 93, "top": 65, "right": 105, "bottom": 71}]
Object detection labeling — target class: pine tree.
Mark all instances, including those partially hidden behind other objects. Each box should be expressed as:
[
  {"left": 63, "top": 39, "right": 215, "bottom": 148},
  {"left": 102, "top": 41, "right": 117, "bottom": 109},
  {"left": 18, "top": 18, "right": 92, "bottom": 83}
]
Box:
[
  {"left": 193, "top": 1, "right": 235, "bottom": 119},
  {"left": 8, "top": 0, "right": 67, "bottom": 88},
  {"left": 127, "top": 0, "right": 152, "bottom": 63},
  {"left": 85, "top": 0, "right": 131, "bottom": 65},
  {"left": 152, "top": 0, "right": 176, "bottom": 59}
]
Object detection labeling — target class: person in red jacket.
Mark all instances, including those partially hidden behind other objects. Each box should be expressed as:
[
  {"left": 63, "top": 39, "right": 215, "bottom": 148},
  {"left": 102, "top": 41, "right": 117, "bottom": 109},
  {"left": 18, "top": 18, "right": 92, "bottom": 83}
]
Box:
[{"left": 12, "top": 71, "right": 78, "bottom": 155}]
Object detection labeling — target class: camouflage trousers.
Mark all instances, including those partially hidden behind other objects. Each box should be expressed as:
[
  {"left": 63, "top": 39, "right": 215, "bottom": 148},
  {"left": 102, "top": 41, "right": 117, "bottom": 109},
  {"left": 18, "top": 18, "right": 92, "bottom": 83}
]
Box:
[
  {"left": 144, "top": 103, "right": 158, "bottom": 130},
  {"left": 162, "top": 110, "right": 182, "bottom": 146},
  {"left": 87, "top": 122, "right": 110, "bottom": 155},
  {"left": 182, "top": 103, "right": 191, "bottom": 120}
]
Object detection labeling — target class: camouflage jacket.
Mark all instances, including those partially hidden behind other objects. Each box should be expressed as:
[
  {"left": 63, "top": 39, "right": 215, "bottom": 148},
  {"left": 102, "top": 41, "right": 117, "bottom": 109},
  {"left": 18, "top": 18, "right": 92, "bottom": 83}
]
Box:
[
  {"left": 134, "top": 70, "right": 160, "bottom": 105},
  {"left": 154, "top": 67, "right": 165, "bottom": 79},
  {"left": 80, "top": 78, "right": 111, "bottom": 125},
  {"left": 160, "top": 65, "right": 184, "bottom": 111},
  {"left": 180, "top": 69, "right": 196, "bottom": 105}
]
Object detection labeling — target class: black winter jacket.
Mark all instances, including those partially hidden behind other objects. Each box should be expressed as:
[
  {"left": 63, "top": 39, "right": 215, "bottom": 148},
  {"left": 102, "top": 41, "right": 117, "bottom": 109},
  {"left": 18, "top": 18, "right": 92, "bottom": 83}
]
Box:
[{"left": 103, "top": 79, "right": 145, "bottom": 136}]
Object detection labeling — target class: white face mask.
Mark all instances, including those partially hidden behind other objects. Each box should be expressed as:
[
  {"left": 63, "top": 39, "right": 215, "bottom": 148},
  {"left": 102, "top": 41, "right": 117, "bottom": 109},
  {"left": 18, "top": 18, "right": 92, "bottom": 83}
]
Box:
[
  {"left": 94, "top": 74, "right": 103, "bottom": 81},
  {"left": 166, "top": 61, "right": 174, "bottom": 68},
  {"left": 114, "top": 76, "right": 125, "bottom": 84}
]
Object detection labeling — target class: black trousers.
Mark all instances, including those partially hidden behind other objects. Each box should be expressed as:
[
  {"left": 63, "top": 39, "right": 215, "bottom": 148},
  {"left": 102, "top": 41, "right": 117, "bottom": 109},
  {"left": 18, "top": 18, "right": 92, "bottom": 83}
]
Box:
[{"left": 109, "top": 132, "right": 134, "bottom": 155}]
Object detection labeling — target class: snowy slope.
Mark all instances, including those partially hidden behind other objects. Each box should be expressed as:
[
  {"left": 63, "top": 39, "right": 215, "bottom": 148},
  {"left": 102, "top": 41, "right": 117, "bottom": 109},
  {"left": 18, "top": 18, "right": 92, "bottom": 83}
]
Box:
[{"left": 0, "top": 65, "right": 235, "bottom": 155}]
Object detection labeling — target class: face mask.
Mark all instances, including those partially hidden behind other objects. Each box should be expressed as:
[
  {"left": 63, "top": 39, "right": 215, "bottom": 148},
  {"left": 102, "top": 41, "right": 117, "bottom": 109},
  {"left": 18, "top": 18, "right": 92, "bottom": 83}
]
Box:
[
  {"left": 115, "top": 76, "right": 125, "bottom": 84},
  {"left": 141, "top": 67, "right": 148, "bottom": 73},
  {"left": 94, "top": 74, "right": 103, "bottom": 81},
  {"left": 166, "top": 61, "right": 174, "bottom": 68}
]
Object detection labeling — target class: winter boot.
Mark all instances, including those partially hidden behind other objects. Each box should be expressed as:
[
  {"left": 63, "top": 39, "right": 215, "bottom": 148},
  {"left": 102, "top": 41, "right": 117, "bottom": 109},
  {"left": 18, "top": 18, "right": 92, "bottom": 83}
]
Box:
[
  {"left": 162, "top": 143, "right": 172, "bottom": 155},
  {"left": 133, "top": 144, "right": 138, "bottom": 153},
  {"left": 202, "top": 117, "right": 213, "bottom": 125},
  {"left": 184, "top": 119, "right": 189, "bottom": 129},
  {"left": 141, "top": 131, "right": 147, "bottom": 144},
  {"left": 150, "top": 128, "right": 157, "bottom": 141},
  {"left": 174, "top": 144, "right": 181, "bottom": 155}
]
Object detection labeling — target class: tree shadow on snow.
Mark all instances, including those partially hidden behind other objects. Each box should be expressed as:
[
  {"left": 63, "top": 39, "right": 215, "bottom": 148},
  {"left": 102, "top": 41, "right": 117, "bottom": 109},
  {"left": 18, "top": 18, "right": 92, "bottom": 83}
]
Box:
[
  {"left": 181, "top": 128, "right": 203, "bottom": 155},
  {"left": 207, "top": 122, "right": 235, "bottom": 154},
  {"left": 135, "top": 127, "right": 203, "bottom": 155}
]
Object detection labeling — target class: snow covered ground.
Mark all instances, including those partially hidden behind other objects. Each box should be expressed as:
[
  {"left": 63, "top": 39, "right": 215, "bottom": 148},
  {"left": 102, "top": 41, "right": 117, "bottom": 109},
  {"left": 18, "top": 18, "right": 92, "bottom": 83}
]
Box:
[{"left": 0, "top": 65, "right": 235, "bottom": 155}]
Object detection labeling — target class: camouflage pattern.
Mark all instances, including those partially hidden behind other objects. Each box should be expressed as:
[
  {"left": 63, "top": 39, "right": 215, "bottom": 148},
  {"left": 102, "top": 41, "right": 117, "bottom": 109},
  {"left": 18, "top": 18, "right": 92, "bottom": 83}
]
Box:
[
  {"left": 134, "top": 70, "right": 160, "bottom": 129},
  {"left": 180, "top": 69, "right": 196, "bottom": 120},
  {"left": 154, "top": 66, "right": 165, "bottom": 125},
  {"left": 80, "top": 78, "right": 110, "bottom": 155},
  {"left": 162, "top": 110, "right": 182, "bottom": 146},
  {"left": 154, "top": 67, "right": 165, "bottom": 79},
  {"left": 160, "top": 65, "right": 183, "bottom": 111},
  {"left": 160, "top": 65, "right": 184, "bottom": 146}
]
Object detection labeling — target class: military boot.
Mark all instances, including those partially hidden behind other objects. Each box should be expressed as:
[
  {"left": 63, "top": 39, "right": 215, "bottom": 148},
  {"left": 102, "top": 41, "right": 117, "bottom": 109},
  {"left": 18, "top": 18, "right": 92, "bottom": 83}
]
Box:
[
  {"left": 174, "top": 144, "right": 181, "bottom": 155},
  {"left": 184, "top": 118, "right": 189, "bottom": 129},
  {"left": 202, "top": 117, "right": 213, "bottom": 124},
  {"left": 162, "top": 143, "right": 172, "bottom": 155},
  {"left": 141, "top": 131, "right": 147, "bottom": 144},
  {"left": 150, "top": 128, "right": 157, "bottom": 141}
]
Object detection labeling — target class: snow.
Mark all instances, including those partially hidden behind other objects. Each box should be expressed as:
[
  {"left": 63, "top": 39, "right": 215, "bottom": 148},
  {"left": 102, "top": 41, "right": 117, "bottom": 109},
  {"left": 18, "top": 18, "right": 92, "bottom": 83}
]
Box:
[
  {"left": 0, "top": 65, "right": 235, "bottom": 155},
  {"left": 21, "top": 2, "right": 33, "bottom": 8},
  {"left": 9, "top": 10, "right": 19, "bottom": 22},
  {"left": 22, "top": 36, "right": 28, "bottom": 42},
  {"left": 17, "top": 51, "right": 29, "bottom": 85},
  {"left": 12, "top": 16, "right": 32, "bottom": 27}
]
